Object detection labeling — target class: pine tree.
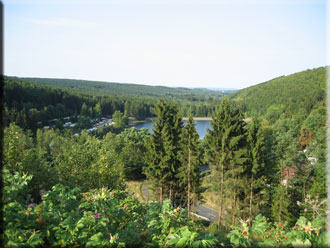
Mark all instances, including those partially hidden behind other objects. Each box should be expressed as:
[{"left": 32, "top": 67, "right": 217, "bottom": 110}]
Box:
[
  {"left": 205, "top": 98, "right": 248, "bottom": 228},
  {"left": 271, "top": 184, "right": 292, "bottom": 224},
  {"left": 271, "top": 119, "right": 300, "bottom": 224},
  {"left": 226, "top": 106, "right": 248, "bottom": 225},
  {"left": 162, "top": 102, "right": 183, "bottom": 204},
  {"left": 144, "top": 100, "right": 168, "bottom": 202},
  {"left": 178, "top": 115, "right": 202, "bottom": 217},
  {"left": 246, "top": 118, "right": 266, "bottom": 225},
  {"left": 144, "top": 100, "right": 183, "bottom": 204}
]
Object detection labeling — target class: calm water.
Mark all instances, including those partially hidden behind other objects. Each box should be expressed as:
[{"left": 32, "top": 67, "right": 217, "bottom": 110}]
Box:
[{"left": 134, "top": 120, "right": 212, "bottom": 139}]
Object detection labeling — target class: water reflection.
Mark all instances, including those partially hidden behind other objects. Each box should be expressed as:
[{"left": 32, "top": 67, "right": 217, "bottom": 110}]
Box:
[{"left": 134, "top": 120, "right": 212, "bottom": 139}]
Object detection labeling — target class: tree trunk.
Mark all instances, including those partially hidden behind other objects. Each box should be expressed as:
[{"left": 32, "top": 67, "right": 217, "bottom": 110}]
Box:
[
  {"left": 192, "top": 185, "right": 195, "bottom": 223},
  {"left": 279, "top": 165, "right": 283, "bottom": 223},
  {"left": 160, "top": 186, "right": 163, "bottom": 203},
  {"left": 188, "top": 148, "right": 191, "bottom": 218},
  {"left": 217, "top": 164, "right": 224, "bottom": 229},
  {"left": 232, "top": 186, "right": 236, "bottom": 225},
  {"left": 192, "top": 187, "right": 195, "bottom": 210},
  {"left": 169, "top": 183, "right": 173, "bottom": 204},
  {"left": 279, "top": 186, "right": 282, "bottom": 224},
  {"left": 303, "top": 181, "right": 306, "bottom": 200},
  {"left": 249, "top": 174, "right": 254, "bottom": 226}
]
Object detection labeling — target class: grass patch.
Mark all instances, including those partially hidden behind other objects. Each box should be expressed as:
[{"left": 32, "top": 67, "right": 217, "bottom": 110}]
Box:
[
  {"left": 201, "top": 173, "right": 220, "bottom": 211},
  {"left": 125, "top": 180, "right": 145, "bottom": 202}
]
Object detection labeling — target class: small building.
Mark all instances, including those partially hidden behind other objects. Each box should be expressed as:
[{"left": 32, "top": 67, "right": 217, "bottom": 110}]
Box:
[
  {"left": 63, "top": 122, "right": 72, "bottom": 127},
  {"left": 282, "top": 164, "right": 298, "bottom": 186},
  {"left": 308, "top": 157, "right": 317, "bottom": 165}
]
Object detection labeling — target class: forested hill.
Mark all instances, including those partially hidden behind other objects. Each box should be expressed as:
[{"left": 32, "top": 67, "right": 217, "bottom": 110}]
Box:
[
  {"left": 4, "top": 76, "right": 226, "bottom": 131},
  {"left": 230, "top": 67, "right": 326, "bottom": 118},
  {"left": 10, "top": 76, "right": 229, "bottom": 99}
]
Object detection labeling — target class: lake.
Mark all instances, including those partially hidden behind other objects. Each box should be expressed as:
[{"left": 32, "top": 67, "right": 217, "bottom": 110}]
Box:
[{"left": 134, "top": 120, "right": 212, "bottom": 139}]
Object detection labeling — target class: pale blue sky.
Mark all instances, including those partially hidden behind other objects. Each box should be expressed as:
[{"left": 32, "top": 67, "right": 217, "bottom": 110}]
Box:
[{"left": 4, "top": 0, "right": 327, "bottom": 89}]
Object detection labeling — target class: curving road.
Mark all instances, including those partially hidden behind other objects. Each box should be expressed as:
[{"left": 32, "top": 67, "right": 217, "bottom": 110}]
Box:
[
  {"left": 193, "top": 205, "right": 218, "bottom": 222},
  {"left": 143, "top": 184, "right": 218, "bottom": 222}
]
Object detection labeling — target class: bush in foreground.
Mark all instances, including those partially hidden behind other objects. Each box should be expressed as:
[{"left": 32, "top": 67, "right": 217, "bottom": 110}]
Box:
[
  {"left": 3, "top": 169, "right": 217, "bottom": 247},
  {"left": 3, "top": 169, "right": 327, "bottom": 247}
]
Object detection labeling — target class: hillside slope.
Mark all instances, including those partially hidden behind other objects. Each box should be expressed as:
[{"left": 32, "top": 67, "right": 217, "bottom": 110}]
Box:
[
  {"left": 230, "top": 67, "right": 326, "bottom": 118},
  {"left": 10, "top": 76, "right": 228, "bottom": 99}
]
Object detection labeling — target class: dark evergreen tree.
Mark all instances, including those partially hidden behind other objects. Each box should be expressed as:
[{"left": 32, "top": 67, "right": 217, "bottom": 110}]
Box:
[
  {"left": 246, "top": 118, "right": 266, "bottom": 225},
  {"left": 177, "top": 115, "right": 203, "bottom": 216},
  {"left": 271, "top": 118, "right": 300, "bottom": 224},
  {"left": 144, "top": 100, "right": 183, "bottom": 204},
  {"left": 162, "top": 102, "right": 184, "bottom": 204},
  {"left": 205, "top": 98, "right": 248, "bottom": 228},
  {"left": 144, "top": 100, "right": 170, "bottom": 202}
]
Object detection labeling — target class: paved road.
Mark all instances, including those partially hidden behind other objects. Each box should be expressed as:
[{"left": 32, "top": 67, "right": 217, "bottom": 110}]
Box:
[
  {"left": 143, "top": 184, "right": 218, "bottom": 222},
  {"left": 193, "top": 205, "right": 218, "bottom": 222}
]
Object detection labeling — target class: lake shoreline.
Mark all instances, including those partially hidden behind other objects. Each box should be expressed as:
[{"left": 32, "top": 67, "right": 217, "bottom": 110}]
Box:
[{"left": 134, "top": 118, "right": 212, "bottom": 139}]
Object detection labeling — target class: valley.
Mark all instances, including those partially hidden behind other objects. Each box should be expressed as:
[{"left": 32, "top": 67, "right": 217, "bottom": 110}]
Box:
[{"left": 3, "top": 67, "right": 327, "bottom": 247}]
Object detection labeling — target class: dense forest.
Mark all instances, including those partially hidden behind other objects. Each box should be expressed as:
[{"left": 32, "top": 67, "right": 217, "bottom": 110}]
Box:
[
  {"left": 230, "top": 67, "right": 326, "bottom": 122},
  {"left": 15, "top": 76, "right": 234, "bottom": 98},
  {"left": 4, "top": 76, "right": 229, "bottom": 132},
  {"left": 3, "top": 67, "right": 328, "bottom": 247}
]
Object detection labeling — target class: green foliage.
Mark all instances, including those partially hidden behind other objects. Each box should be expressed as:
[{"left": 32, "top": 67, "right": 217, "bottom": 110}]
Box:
[
  {"left": 227, "top": 214, "right": 327, "bottom": 248},
  {"left": 77, "top": 115, "right": 92, "bottom": 129},
  {"left": 118, "top": 127, "right": 150, "bottom": 180},
  {"left": 205, "top": 98, "right": 248, "bottom": 226},
  {"left": 3, "top": 169, "right": 45, "bottom": 247},
  {"left": 4, "top": 76, "right": 229, "bottom": 132},
  {"left": 16, "top": 76, "right": 227, "bottom": 98},
  {"left": 230, "top": 67, "right": 326, "bottom": 120},
  {"left": 247, "top": 118, "right": 266, "bottom": 176},
  {"left": 246, "top": 118, "right": 268, "bottom": 221},
  {"left": 144, "top": 100, "right": 184, "bottom": 204},
  {"left": 3, "top": 66, "right": 328, "bottom": 247},
  {"left": 112, "top": 110, "right": 129, "bottom": 129},
  {"left": 177, "top": 115, "right": 204, "bottom": 213},
  {"left": 3, "top": 170, "right": 217, "bottom": 247},
  {"left": 270, "top": 118, "right": 301, "bottom": 224},
  {"left": 282, "top": 216, "right": 327, "bottom": 247},
  {"left": 3, "top": 124, "right": 125, "bottom": 199},
  {"left": 302, "top": 105, "right": 326, "bottom": 133},
  {"left": 166, "top": 226, "right": 218, "bottom": 247},
  {"left": 271, "top": 185, "right": 292, "bottom": 224},
  {"left": 4, "top": 124, "right": 57, "bottom": 201},
  {"left": 80, "top": 103, "right": 89, "bottom": 117}
]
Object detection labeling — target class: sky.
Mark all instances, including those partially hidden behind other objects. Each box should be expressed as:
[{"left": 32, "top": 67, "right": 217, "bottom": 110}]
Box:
[{"left": 4, "top": 0, "right": 327, "bottom": 89}]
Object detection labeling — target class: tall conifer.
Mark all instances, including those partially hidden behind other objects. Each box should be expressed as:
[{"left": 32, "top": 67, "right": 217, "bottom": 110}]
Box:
[
  {"left": 144, "top": 100, "right": 168, "bottom": 202},
  {"left": 246, "top": 118, "right": 266, "bottom": 225},
  {"left": 205, "top": 98, "right": 248, "bottom": 227},
  {"left": 144, "top": 100, "right": 183, "bottom": 204},
  {"left": 162, "top": 103, "right": 183, "bottom": 203},
  {"left": 178, "top": 115, "right": 202, "bottom": 216}
]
